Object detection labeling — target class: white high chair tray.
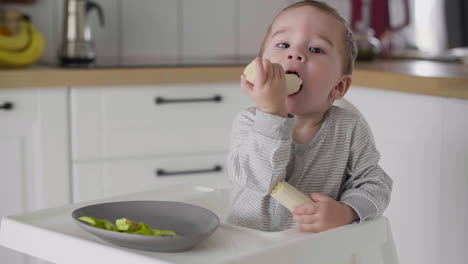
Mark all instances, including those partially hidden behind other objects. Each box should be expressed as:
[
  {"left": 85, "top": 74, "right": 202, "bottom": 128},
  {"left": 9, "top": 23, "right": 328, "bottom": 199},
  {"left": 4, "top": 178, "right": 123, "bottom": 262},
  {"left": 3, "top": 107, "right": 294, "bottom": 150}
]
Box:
[{"left": 0, "top": 183, "right": 399, "bottom": 264}]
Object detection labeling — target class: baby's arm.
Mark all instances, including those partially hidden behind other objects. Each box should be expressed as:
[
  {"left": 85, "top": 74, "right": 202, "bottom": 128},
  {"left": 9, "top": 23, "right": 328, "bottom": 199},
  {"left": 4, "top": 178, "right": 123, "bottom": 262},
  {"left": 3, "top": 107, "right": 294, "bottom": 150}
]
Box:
[
  {"left": 227, "top": 108, "right": 293, "bottom": 196},
  {"left": 228, "top": 56, "right": 294, "bottom": 196},
  {"left": 227, "top": 107, "right": 295, "bottom": 230},
  {"left": 291, "top": 116, "right": 391, "bottom": 232},
  {"left": 339, "top": 116, "right": 393, "bottom": 223}
]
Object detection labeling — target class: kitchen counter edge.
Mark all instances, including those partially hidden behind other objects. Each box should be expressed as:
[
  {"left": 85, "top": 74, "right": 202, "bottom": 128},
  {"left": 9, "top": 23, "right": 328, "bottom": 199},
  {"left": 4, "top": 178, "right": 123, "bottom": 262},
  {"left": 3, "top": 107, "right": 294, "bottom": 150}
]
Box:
[{"left": 1, "top": 62, "right": 467, "bottom": 100}]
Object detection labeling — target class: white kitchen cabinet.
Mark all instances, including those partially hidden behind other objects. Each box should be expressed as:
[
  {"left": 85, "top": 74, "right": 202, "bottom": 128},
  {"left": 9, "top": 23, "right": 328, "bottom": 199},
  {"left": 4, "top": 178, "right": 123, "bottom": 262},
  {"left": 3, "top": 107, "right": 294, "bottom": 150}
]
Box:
[
  {"left": 439, "top": 98, "right": 468, "bottom": 264},
  {"left": 73, "top": 153, "right": 229, "bottom": 203},
  {"left": 0, "top": 88, "right": 70, "bottom": 264},
  {"left": 345, "top": 86, "right": 468, "bottom": 264},
  {"left": 70, "top": 83, "right": 251, "bottom": 203},
  {"left": 345, "top": 86, "right": 443, "bottom": 264},
  {"left": 0, "top": 90, "right": 33, "bottom": 264},
  {"left": 71, "top": 83, "right": 251, "bottom": 161}
]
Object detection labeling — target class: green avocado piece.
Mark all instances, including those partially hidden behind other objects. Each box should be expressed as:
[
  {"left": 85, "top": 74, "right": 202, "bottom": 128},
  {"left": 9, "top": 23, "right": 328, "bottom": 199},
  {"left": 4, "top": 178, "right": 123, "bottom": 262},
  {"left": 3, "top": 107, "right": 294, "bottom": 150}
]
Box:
[
  {"left": 79, "top": 216, "right": 178, "bottom": 236},
  {"left": 151, "top": 228, "right": 163, "bottom": 236},
  {"left": 135, "top": 222, "right": 154, "bottom": 235},
  {"left": 116, "top": 218, "right": 139, "bottom": 232},
  {"left": 79, "top": 216, "right": 106, "bottom": 229},
  {"left": 103, "top": 220, "right": 117, "bottom": 231},
  {"left": 116, "top": 224, "right": 131, "bottom": 232},
  {"left": 131, "top": 222, "right": 149, "bottom": 235},
  {"left": 79, "top": 216, "right": 97, "bottom": 226}
]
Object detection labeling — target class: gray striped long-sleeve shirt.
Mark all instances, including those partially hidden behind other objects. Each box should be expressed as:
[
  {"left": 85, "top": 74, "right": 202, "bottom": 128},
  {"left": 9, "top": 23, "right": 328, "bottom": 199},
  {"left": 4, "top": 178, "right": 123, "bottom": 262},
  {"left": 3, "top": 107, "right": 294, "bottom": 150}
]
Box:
[{"left": 226, "top": 106, "right": 393, "bottom": 232}]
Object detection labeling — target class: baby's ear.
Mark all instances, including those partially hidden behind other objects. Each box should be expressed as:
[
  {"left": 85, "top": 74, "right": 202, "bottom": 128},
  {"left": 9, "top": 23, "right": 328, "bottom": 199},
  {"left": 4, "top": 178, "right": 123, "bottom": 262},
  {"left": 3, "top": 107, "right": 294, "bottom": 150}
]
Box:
[{"left": 331, "top": 75, "right": 352, "bottom": 100}]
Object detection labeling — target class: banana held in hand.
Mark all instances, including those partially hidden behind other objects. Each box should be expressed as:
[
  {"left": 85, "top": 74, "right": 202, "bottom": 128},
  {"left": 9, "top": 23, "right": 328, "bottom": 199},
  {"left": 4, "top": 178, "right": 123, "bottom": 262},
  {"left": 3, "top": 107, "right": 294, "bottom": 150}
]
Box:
[
  {"left": 270, "top": 181, "right": 313, "bottom": 210},
  {"left": 243, "top": 60, "right": 302, "bottom": 95},
  {"left": 0, "top": 22, "right": 30, "bottom": 51},
  {"left": 0, "top": 22, "right": 45, "bottom": 67}
]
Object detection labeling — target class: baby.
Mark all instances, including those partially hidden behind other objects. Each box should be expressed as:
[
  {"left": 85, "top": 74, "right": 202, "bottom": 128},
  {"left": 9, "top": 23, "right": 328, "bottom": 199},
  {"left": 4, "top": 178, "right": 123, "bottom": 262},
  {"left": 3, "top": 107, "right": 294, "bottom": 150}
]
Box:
[{"left": 227, "top": 1, "right": 392, "bottom": 232}]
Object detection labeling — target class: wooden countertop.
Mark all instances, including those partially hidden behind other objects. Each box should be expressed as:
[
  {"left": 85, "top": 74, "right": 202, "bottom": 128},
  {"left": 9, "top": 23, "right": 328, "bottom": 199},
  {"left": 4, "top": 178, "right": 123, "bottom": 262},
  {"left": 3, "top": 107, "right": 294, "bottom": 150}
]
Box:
[
  {"left": 1, "top": 59, "right": 467, "bottom": 99},
  {"left": 352, "top": 60, "right": 468, "bottom": 99}
]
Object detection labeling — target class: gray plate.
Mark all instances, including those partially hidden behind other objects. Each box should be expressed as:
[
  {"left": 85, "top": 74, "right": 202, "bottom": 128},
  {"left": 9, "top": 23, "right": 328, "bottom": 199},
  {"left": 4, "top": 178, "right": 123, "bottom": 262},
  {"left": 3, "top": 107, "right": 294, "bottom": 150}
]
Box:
[{"left": 72, "top": 201, "right": 220, "bottom": 252}]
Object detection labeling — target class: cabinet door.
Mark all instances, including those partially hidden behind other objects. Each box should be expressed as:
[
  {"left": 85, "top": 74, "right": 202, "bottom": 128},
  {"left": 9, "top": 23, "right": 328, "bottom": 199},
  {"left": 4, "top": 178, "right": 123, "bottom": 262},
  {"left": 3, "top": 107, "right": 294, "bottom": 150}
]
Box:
[
  {"left": 71, "top": 83, "right": 251, "bottom": 161},
  {"left": 345, "top": 86, "right": 444, "bottom": 264},
  {"left": 0, "top": 91, "right": 33, "bottom": 264},
  {"left": 0, "top": 88, "right": 69, "bottom": 264},
  {"left": 439, "top": 98, "right": 468, "bottom": 264},
  {"left": 73, "top": 153, "right": 229, "bottom": 203}
]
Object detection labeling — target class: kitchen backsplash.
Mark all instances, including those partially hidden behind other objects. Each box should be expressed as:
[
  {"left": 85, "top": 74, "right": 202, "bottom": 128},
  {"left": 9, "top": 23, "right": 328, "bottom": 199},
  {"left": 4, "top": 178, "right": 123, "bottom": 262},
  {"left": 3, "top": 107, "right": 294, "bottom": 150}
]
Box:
[{"left": 2, "top": 0, "right": 351, "bottom": 66}]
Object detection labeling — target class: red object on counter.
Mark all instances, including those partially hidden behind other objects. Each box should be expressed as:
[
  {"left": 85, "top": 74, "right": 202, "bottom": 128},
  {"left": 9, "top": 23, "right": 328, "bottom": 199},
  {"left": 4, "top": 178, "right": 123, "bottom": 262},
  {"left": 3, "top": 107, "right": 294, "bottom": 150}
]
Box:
[{"left": 350, "top": 0, "right": 410, "bottom": 38}]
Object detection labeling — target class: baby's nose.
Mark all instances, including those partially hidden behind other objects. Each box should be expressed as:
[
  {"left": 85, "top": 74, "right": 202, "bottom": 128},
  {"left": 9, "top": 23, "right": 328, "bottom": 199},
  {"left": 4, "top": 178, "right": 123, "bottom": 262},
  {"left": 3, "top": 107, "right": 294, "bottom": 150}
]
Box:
[{"left": 287, "top": 54, "right": 305, "bottom": 62}]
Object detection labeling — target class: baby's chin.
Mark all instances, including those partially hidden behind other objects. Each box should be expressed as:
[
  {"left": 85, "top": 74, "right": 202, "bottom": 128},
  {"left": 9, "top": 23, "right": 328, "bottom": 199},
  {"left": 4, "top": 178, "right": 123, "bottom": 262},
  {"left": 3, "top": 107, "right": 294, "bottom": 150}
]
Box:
[
  {"left": 285, "top": 101, "right": 301, "bottom": 115},
  {"left": 286, "top": 100, "right": 330, "bottom": 117}
]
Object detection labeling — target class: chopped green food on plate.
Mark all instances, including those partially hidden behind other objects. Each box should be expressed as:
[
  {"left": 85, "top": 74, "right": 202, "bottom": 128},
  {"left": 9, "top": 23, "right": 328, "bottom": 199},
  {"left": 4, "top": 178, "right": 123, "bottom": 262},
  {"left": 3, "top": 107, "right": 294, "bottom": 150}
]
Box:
[{"left": 78, "top": 216, "right": 178, "bottom": 237}]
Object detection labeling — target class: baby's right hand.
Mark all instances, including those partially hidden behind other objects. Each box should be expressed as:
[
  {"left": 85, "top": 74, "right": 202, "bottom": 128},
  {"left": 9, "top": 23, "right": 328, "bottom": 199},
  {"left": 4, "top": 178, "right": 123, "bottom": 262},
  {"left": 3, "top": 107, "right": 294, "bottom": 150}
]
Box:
[{"left": 241, "top": 57, "right": 288, "bottom": 117}]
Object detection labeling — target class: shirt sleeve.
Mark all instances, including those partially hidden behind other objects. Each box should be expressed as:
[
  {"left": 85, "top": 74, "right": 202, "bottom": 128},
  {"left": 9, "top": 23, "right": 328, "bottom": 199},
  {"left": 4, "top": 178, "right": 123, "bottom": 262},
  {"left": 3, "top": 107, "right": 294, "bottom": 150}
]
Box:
[
  {"left": 227, "top": 108, "right": 294, "bottom": 197},
  {"left": 339, "top": 116, "right": 393, "bottom": 223}
]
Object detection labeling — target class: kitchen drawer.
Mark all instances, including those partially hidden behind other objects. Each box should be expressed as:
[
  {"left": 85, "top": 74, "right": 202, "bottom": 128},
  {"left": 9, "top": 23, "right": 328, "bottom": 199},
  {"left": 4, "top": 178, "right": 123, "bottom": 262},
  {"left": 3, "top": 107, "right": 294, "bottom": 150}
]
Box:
[
  {"left": 72, "top": 152, "right": 229, "bottom": 203},
  {"left": 71, "top": 83, "right": 251, "bottom": 161}
]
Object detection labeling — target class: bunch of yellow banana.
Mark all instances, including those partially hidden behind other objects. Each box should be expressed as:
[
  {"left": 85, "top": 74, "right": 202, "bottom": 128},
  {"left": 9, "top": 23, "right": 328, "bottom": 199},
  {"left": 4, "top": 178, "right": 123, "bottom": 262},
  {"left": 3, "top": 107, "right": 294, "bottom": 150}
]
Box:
[{"left": 0, "top": 21, "right": 45, "bottom": 67}]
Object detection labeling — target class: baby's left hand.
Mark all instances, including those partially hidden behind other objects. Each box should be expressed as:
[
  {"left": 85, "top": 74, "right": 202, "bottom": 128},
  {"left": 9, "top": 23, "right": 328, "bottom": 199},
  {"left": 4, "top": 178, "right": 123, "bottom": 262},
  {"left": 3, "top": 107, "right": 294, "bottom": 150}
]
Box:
[{"left": 291, "top": 193, "right": 359, "bottom": 233}]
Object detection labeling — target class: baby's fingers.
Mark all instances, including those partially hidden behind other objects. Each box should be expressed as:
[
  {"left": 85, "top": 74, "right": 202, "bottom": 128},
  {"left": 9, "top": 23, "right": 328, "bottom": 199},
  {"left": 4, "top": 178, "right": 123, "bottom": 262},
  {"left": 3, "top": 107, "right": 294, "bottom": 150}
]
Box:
[
  {"left": 293, "top": 214, "right": 317, "bottom": 225},
  {"left": 299, "top": 223, "right": 319, "bottom": 233},
  {"left": 266, "top": 59, "right": 275, "bottom": 80},
  {"left": 255, "top": 57, "right": 266, "bottom": 85},
  {"left": 292, "top": 204, "right": 317, "bottom": 215},
  {"left": 273, "top": 63, "right": 285, "bottom": 80},
  {"left": 240, "top": 74, "right": 254, "bottom": 95}
]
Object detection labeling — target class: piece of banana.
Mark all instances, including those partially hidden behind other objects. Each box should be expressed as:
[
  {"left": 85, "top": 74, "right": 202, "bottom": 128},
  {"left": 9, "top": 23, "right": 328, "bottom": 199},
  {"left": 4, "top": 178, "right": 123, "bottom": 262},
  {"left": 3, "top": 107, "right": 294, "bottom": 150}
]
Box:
[
  {"left": 243, "top": 60, "right": 302, "bottom": 95},
  {"left": 0, "top": 22, "right": 30, "bottom": 51},
  {"left": 0, "top": 22, "right": 45, "bottom": 67},
  {"left": 270, "top": 181, "right": 313, "bottom": 210}
]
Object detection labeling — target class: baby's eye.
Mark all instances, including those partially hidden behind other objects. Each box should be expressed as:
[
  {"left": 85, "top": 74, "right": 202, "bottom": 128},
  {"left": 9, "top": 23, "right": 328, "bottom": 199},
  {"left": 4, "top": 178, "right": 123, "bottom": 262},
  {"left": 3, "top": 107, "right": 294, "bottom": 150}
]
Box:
[
  {"left": 276, "top": 42, "right": 290, "bottom": 49},
  {"left": 309, "top": 47, "right": 325, "bottom": 54}
]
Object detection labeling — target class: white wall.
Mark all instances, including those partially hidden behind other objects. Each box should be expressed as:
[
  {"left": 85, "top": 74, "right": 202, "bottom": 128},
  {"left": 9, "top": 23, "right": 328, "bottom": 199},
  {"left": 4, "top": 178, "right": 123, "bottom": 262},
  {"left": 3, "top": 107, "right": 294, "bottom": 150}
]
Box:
[{"left": 2, "top": 0, "right": 351, "bottom": 66}]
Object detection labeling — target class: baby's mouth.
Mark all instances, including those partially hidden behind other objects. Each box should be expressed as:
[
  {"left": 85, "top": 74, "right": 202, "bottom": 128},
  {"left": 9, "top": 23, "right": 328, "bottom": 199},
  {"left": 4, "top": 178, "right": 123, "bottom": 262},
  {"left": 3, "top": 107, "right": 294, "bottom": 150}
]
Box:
[
  {"left": 285, "top": 71, "right": 303, "bottom": 96},
  {"left": 286, "top": 71, "right": 300, "bottom": 78}
]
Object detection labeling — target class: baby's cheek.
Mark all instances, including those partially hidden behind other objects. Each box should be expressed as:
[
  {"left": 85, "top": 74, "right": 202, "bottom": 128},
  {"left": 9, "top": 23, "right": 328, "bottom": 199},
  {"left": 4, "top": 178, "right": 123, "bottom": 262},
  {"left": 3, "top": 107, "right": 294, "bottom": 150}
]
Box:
[{"left": 264, "top": 50, "right": 283, "bottom": 62}]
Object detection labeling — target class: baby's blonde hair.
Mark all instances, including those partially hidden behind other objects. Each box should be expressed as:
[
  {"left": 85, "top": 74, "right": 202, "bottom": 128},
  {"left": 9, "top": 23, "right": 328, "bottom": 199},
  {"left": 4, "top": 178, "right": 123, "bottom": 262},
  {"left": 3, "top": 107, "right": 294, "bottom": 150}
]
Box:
[{"left": 259, "top": 0, "right": 357, "bottom": 75}]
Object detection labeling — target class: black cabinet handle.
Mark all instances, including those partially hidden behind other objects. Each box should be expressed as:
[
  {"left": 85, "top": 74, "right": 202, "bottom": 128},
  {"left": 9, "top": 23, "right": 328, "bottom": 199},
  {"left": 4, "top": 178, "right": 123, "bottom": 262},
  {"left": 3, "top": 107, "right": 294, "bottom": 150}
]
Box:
[
  {"left": 155, "top": 95, "right": 222, "bottom": 104},
  {"left": 156, "top": 165, "right": 222, "bottom": 177},
  {"left": 0, "top": 102, "right": 13, "bottom": 110}
]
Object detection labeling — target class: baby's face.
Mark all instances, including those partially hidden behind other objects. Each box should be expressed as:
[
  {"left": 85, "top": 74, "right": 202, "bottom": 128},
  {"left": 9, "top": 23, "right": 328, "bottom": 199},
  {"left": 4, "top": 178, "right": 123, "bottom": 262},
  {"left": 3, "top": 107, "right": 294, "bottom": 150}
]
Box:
[{"left": 262, "top": 6, "right": 347, "bottom": 115}]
